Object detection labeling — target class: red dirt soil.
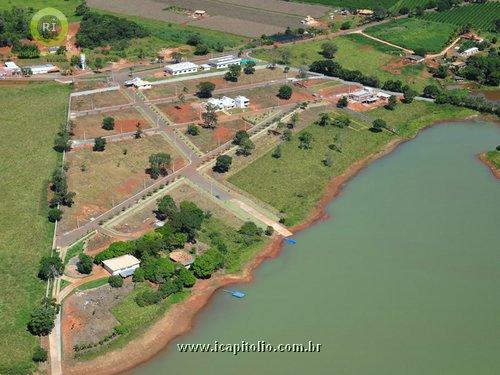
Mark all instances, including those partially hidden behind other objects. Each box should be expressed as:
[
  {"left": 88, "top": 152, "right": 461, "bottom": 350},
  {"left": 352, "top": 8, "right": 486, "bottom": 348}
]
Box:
[
  {"left": 161, "top": 103, "right": 200, "bottom": 124},
  {"left": 115, "top": 119, "right": 149, "bottom": 133}
]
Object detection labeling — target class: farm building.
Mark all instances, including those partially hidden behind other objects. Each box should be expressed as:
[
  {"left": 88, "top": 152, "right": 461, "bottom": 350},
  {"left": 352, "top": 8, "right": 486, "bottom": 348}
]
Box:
[
  {"left": 405, "top": 55, "right": 425, "bottom": 63},
  {"left": 169, "top": 250, "right": 194, "bottom": 268},
  {"left": 25, "top": 64, "right": 59, "bottom": 75},
  {"left": 460, "top": 47, "right": 479, "bottom": 57},
  {"left": 164, "top": 61, "right": 199, "bottom": 75},
  {"left": 208, "top": 55, "right": 242, "bottom": 69},
  {"left": 357, "top": 9, "right": 374, "bottom": 16},
  {"left": 349, "top": 88, "right": 378, "bottom": 103},
  {"left": 102, "top": 254, "right": 141, "bottom": 277}
]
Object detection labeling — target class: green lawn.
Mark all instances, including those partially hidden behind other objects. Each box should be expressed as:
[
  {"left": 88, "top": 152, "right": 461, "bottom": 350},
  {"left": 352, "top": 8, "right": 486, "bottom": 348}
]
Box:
[
  {"left": 368, "top": 100, "right": 476, "bottom": 138},
  {"left": 229, "top": 102, "right": 477, "bottom": 226},
  {"left": 485, "top": 150, "right": 500, "bottom": 169},
  {"left": 0, "top": 82, "right": 69, "bottom": 374},
  {"left": 252, "top": 33, "right": 436, "bottom": 91},
  {"left": 364, "top": 18, "right": 458, "bottom": 54}
]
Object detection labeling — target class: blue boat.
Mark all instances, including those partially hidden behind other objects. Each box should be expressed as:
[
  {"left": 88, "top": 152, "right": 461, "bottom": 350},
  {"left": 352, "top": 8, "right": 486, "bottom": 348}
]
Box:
[
  {"left": 284, "top": 237, "right": 297, "bottom": 245},
  {"left": 223, "top": 289, "right": 246, "bottom": 298}
]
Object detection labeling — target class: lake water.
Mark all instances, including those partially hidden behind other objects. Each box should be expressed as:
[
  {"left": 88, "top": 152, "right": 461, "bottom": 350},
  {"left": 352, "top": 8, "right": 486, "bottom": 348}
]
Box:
[{"left": 132, "top": 121, "right": 499, "bottom": 375}]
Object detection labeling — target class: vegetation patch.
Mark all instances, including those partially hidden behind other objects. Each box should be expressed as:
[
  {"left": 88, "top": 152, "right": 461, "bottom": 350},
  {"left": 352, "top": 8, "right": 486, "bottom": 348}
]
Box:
[
  {"left": 0, "top": 83, "right": 69, "bottom": 374},
  {"left": 485, "top": 149, "right": 500, "bottom": 169},
  {"left": 364, "top": 18, "right": 458, "bottom": 54}
]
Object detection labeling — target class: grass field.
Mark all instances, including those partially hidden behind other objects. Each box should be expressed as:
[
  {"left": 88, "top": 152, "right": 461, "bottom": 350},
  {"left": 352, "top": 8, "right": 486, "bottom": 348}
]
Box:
[
  {"left": 420, "top": 2, "right": 500, "bottom": 32},
  {"left": 229, "top": 101, "right": 477, "bottom": 225},
  {"left": 252, "top": 34, "right": 435, "bottom": 91},
  {"left": 63, "top": 135, "right": 185, "bottom": 232},
  {"left": 0, "top": 83, "right": 69, "bottom": 374},
  {"left": 72, "top": 107, "right": 151, "bottom": 139},
  {"left": 364, "top": 18, "right": 457, "bottom": 54},
  {"left": 485, "top": 150, "right": 500, "bottom": 169},
  {"left": 296, "top": 0, "right": 398, "bottom": 9},
  {"left": 368, "top": 100, "right": 476, "bottom": 138},
  {"left": 70, "top": 91, "right": 131, "bottom": 113}
]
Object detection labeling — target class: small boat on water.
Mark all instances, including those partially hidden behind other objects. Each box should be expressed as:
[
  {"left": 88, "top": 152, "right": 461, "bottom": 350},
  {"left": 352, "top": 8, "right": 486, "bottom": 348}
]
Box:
[
  {"left": 223, "top": 289, "right": 246, "bottom": 298},
  {"left": 284, "top": 237, "right": 297, "bottom": 245}
]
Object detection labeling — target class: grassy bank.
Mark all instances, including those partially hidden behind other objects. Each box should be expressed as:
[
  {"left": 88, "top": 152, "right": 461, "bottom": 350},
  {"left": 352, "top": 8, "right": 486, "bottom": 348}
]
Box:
[
  {"left": 229, "top": 102, "right": 477, "bottom": 226},
  {"left": 0, "top": 82, "right": 69, "bottom": 374},
  {"left": 485, "top": 150, "right": 500, "bottom": 169},
  {"left": 252, "top": 34, "right": 436, "bottom": 91}
]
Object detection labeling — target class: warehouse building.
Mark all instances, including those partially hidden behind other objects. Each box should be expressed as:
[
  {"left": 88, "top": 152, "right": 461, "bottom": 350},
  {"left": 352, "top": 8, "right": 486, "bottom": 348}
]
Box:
[
  {"left": 102, "top": 254, "right": 141, "bottom": 277},
  {"left": 208, "top": 55, "right": 241, "bottom": 69},
  {"left": 164, "top": 61, "right": 199, "bottom": 75}
]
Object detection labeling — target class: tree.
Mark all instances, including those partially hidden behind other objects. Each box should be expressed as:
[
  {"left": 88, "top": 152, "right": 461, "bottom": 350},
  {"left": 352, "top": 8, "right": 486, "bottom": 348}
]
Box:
[
  {"left": 102, "top": 116, "right": 115, "bottom": 130},
  {"left": 434, "top": 65, "right": 448, "bottom": 79},
  {"left": 236, "top": 137, "right": 255, "bottom": 156},
  {"left": 233, "top": 130, "right": 250, "bottom": 145},
  {"left": 70, "top": 55, "right": 80, "bottom": 67},
  {"left": 187, "top": 124, "right": 199, "bottom": 136},
  {"left": 318, "top": 113, "right": 331, "bottom": 127},
  {"left": 265, "top": 226, "right": 274, "bottom": 236},
  {"left": 157, "top": 195, "right": 177, "bottom": 220},
  {"left": 385, "top": 95, "right": 398, "bottom": 110},
  {"left": 170, "top": 201, "right": 205, "bottom": 241},
  {"left": 194, "top": 44, "right": 209, "bottom": 55},
  {"left": 373, "top": 7, "right": 389, "bottom": 20},
  {"left": 282, "top": 129, "right": 292, "bottom": 141},
  {"left": 278, "top": 85, "right": 293, "bottom": 100},
  {"left": 371, "top": 119, "right": 387, "bottom": 132},
  {"left": 340, "top": 21, "right": 351, "bottom": 30},
  {"left": 149, "top": 153, "right": 172, "bottom": 179},
  {"left": 403, "top": 88, "right": 417, "bottom": 103},
  {"left": 177, "top": 267, "right": 196, "bottom": 287},
  {"left": 93, "top": 57, "right": 104, "bottom": 71},
  {"left": 93, "top": 137, "right": 106, "bottom": 151},
  {"left": 202, "top": 103, "right": 218, "bottom": 129},
  {"left": 213, "top": 155, "right": 232, "bottom": 173},
  {"left": 54, "top": 123, "right": 71, "bottom": 152},
  {"left": 239, "top": 221, "right": 263, "bottom": 238},
  {"left": 243, "top": 61, "right": 256, "bottom": 74},
  {"left": 224, "top": 64, "right": 242, "bottom": 82},
  {"left": 272, "top": 145, "right": 282, "bottom": 158},
  {"left": 27, "top": 298, "right": 59, "bottom": 336},
  {"left": 321, "top": 42, "right": 338, "bottom": 59},
  {"left": 186, "top": 34, "right": 203, "bottom": 46},
  {"left": 192, "top": 253, "right": 216, "bottom": 278},
  {"left": 76, "top": 254, "right": 93, "bottom": 274},
  {"left": 337, "top": 95, "right": 348, "bottom": 108},
  {"left": 290, "top": 113, "right": 299, "bottom": 128},
  {"left": 33, "top": 346, "right": 48, "bottom": 362},
  {"left": 48, "top": 208, "right": 62, "bottom": 222},
  {"left": 332, "top": 115, "right": 350, "bottom": 128},
  {"left": 75, "top": 1, "right": 90, "bottom": 16},
  {"left": 135, "top": 123, "right": 143, "bottom": 139},
  {"left": 135, "top": 288, "right": 161, "bottom": 306},
  {"left": 132, "top": 267, "right": 145, "bottom": 282},
  {"left": 172, "top": 52, "right": 183, "bottom": 63},
  {"left": 38, "top": 255, "right": 64, "bottom": 280},
  {"left": 298, "top": 132, "right": 313, "bottom": 149},
  {"left": 108, "top": 275, "right": 123, "bottom": 288},
  {"left": 423, "top": 85, "right": 440, "bottom": 99},
  {"left": 196, "top": 81, "right": 216, "bottom": 98}
]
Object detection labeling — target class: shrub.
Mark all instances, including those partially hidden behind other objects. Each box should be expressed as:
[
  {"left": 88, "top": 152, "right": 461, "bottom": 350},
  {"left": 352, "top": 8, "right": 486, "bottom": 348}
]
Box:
[
  {"left": 48, "top": 208, "right": 62, "bottom": 222},
  {"left": 102, "top": 117, "right": 115, "bottom": 130},
  {"left": 108, "top": 275, "right": 123, "bottom": 288},
  {"left": 135, "top": 288, "right": 161, "bottom": 306},
  {"left": 213, "top": 155, "right": 232, "bottom": 173},
  {"left": 76, "top": 253, "right": 93, "bottom": 274},
  {"left": 32, "top": 346, "right": 48, "bottom": 362},
  {"left": 187, "top": 124, "right": 199, "bottom": 136},
  {"left": 277, "top": 85, "right": 293, "bottom": 100}
]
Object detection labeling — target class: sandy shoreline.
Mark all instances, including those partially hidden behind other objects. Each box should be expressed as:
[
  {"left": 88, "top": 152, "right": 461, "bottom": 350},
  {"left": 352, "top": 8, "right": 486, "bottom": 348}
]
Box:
[
  {"left": 64, "top": 133, "right": 405, "bottom": 375},
  {"left": 478, "top": 153, "right": 500, "bottom": 179}
]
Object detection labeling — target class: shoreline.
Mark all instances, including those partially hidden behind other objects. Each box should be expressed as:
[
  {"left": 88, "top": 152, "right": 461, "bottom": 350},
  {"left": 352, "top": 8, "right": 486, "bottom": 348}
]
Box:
[
  {"left": 478, "top": 153, "right": 500, "bottom": 179},
  {"left": 64, "top": 117, "right": 490, "bottom": 375},
  {"left": 64, "top": 135, "right": 404, "bottom": 375}
]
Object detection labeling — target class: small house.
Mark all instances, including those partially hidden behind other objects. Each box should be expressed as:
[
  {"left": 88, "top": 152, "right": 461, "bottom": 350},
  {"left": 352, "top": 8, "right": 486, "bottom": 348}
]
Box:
[
  {"left": 207, "top": 96, "right": 235, "bottom": 111},
  {"left": 208, "top": 55, "right": 241, "bottom": 69},
  {"left": 164, "top": 61, "right": 199, "bottom": 75},
  {"left": 234, "top": 95, "right": 250, "bottom": 109},
  {"left": 460, "top": 47, "right": 479, "bottom": 57},
  {"left": 357, "top": 9, "right": 374, "bottom": 16},
  {"left": 4, "top": 61, "right": 21, "bottom": 74},
  {"left": 349, "top": 88, "right": 377, "bottom": 103},
  {"left": 405, "top": 54, "right": 425, "bottom": 63},
  {"left": 193, "top": 10, "right": 206, "bottom": 18},
  {"left": 102, "top": 254, "right": 140, "bottom": 277},
  {"left": 169, "top": 251, "right": 194, "bottom": 268}
]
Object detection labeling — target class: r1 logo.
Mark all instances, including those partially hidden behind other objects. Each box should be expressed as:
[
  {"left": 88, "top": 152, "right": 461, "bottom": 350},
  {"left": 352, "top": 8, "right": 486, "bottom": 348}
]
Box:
[{"left": 30, "top": 8, "right": 68, "bottom": 47}]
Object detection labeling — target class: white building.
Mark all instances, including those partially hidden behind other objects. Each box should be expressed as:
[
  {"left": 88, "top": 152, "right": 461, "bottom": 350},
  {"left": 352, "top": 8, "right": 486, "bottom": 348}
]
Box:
[
  {"left": 460, "top": 47, "right": 479, "bottom": 57},
  {"left": 102, "top": 254, "right": 140, "bottom": 277},
  {"left": 4, "top": 61, "right": 21, "bottom": 74},
  {"left": 235, "top": 95, "right": 250, "bottom": 109},
  {"left": 124, "top": 77, "right": 151, "bottom": 89},
  {"left": 164, "top": 61, "right": 199, "bottom": 75},
  {"left": 207, "top": 96, "right": 236, "bottom": 111},
  {"left": 208, "top": 55, "right": 241, "bottom": 69},
  {"left": 25, "top": 64, "right": 59, "bottom": 75}
]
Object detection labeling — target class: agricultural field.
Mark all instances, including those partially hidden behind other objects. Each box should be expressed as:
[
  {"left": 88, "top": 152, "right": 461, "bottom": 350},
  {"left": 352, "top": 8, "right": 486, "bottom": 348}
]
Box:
[
  {"left": 187, "top": 119, "right": 252, "bottom": 153},
  {"left": 143, "top": 68, "right": 288, "bottom": 101},
  {"left": 0, "top": 82, "right": 69, "bottom": 374},
  {"left": 88, "top": 0, "right": 331, "bottom": 37},
  {"left": 420, "top": 2, "right": 500, "bottom": 32},
  {"left": 252, "top": 34, "right": 436, "bottom": 91},
  {"left": 71, "top": 107, "right": 152, "bottom": 139},
  {"left": 364, "top": 18, "right": 458, "bottom": 54},
  {"left": 70, "top": 90, "right": 132, "bottom": 112},
  {"left": 297, "top": 0, "right": 398, "bottom": 9},
  {"left": 62, "top": 135, "right": 186, "bottom": 232}
]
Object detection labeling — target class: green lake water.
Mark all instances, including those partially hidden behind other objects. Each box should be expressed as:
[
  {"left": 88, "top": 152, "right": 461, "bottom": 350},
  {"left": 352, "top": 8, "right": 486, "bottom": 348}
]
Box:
[{"left": 132, "top": 121, "right": 499, "bottom": 375}]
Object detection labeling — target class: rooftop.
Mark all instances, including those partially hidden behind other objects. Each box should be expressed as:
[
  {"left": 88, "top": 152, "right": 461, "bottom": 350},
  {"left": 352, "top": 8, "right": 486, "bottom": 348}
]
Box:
[
  {"left": 169, "top": 251, "right": 194, "bottom": 266},
  {"left": 164, "top": 61, "right": 199, "bottom": 71},
  {"left": 102, "top": 254, "right": 140, "bottom": 271}
]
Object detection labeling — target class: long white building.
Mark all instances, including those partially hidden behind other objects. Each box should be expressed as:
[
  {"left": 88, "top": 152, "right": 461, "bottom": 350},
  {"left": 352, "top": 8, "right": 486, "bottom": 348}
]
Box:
[
  {"left": 208, "top": 55, "right": 242, "bottom": 69},
  {"left": 164, "top": 61, "right": 199, "bottom": 75}
]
